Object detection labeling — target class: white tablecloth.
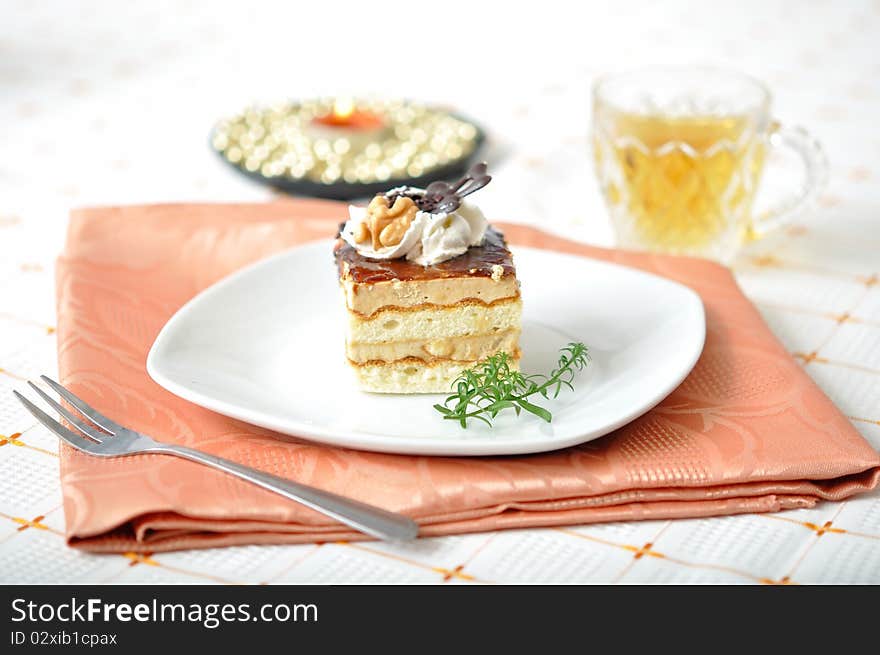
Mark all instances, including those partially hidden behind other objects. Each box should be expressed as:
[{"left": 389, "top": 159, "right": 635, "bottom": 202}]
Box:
[{"left": 1, "top": 0, "right": 878, "bottom": 584}]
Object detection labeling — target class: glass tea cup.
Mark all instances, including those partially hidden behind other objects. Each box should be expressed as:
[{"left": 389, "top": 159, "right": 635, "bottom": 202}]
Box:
[{"left": 591, "top": 68, "right": 827, "bottom": 262}]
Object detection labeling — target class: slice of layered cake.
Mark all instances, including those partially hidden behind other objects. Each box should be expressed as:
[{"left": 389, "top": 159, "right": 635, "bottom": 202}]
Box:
[{"left": 334, "top": 164, "right": 522, "bottom": 393}]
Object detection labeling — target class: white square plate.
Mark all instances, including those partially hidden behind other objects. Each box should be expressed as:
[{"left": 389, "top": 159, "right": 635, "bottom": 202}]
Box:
[{"left": 147, "top": 240, "right": 705, "bottom": 455}]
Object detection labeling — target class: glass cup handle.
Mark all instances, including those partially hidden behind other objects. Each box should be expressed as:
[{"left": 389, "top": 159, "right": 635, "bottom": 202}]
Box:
[{"left": 751, "top": 120, "right": 829, "bottom": 237}]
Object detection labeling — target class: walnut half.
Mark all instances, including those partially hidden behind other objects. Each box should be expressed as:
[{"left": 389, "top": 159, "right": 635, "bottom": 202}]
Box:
[{"left": 355, "top": 195, "right": 419, "bottom": 249}]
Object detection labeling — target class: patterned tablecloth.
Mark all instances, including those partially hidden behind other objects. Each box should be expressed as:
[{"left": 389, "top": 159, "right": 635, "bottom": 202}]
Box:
[{"left": 1, "top": 0, "right": 878, "bottom": 584}]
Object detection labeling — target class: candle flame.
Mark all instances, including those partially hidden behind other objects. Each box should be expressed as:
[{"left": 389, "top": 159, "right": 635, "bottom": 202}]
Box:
[{"left": 333, "top": 97, "right": 355, "bottom": 120}]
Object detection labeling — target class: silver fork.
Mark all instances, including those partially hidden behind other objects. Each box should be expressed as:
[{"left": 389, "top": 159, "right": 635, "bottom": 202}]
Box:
[{"left": 14, "top": 376, "right": 419, "bottom": 542}]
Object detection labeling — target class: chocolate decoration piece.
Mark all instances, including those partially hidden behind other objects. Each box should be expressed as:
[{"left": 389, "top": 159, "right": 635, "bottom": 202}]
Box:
[
  {"left": 383, "top": 186, "right": 425, "bottom": 207},
  {"left": 384, "top": 162, "right": 492, "bottom": 214},
  {"left": 334, "top": 226, "right": 514, "bottom": 284}
]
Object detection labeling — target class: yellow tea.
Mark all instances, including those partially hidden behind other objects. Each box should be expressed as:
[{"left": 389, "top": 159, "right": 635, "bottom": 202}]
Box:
[
  {"left": 594, "top": 113, "right": 765, "bottom": 253},
  {"left": 593, "top": 69, "right": 827, "bottom": 261}
]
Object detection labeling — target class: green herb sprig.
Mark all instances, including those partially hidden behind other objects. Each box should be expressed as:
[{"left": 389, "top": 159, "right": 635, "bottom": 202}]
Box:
[{"left": 433, "top": 342, "right": 590, "bottom": 428}]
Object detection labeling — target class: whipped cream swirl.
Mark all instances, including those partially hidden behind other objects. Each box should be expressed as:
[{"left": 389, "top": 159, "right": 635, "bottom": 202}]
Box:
[{"left": 340, "top": 189, "right": 488, "bottom": 266}]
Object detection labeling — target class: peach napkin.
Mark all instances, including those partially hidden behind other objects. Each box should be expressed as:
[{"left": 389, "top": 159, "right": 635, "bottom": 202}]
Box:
[{"left": 56, "top": 201, "right": 880, "bottom": 552}]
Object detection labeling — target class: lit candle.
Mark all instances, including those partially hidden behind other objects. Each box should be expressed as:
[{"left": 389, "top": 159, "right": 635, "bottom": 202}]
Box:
[
  {"left": 311, "top": 98, "right": 385, "bottom": 132},
  {"left": 307, "top": 99, "right": 388, "bottom": 157}
]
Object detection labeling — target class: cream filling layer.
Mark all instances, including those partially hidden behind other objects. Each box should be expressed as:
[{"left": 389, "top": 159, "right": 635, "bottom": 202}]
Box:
[
  {"left": 349, "top": 356, "right": 521, "bottom": 394},
  {"left": 345, "top": 298, "right": 523, "bottom": 344},
  {"left": 346, "top": 329, "right": 520, "bottom": 364},
  {"left": 341, "top": 275, "right": 519, "bottom": 318}
]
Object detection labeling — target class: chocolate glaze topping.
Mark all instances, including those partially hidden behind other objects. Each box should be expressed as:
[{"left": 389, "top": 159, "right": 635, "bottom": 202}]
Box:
[{"left": 335, "top": 226, "right": 515, "bottom": 284}]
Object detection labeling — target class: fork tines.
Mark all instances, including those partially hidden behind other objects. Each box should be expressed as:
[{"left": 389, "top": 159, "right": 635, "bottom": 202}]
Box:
[{"left": 14, "top": 376, "right": 119, "bottom": 455}]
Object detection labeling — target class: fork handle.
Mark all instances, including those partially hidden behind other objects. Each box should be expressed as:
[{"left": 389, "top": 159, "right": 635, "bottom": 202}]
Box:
[{"left": 156, "top": 444, "right": 419, "bottom": 542}]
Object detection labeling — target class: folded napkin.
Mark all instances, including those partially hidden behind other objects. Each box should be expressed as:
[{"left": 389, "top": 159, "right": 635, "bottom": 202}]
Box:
[{"left": 56, "top": 201, "right": 880, "bottom": 552}]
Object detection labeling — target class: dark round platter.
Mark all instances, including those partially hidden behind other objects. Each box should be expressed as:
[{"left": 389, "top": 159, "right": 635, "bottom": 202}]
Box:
[{"left": 210, "top": 111, "right": 487, "bottom": 201}]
